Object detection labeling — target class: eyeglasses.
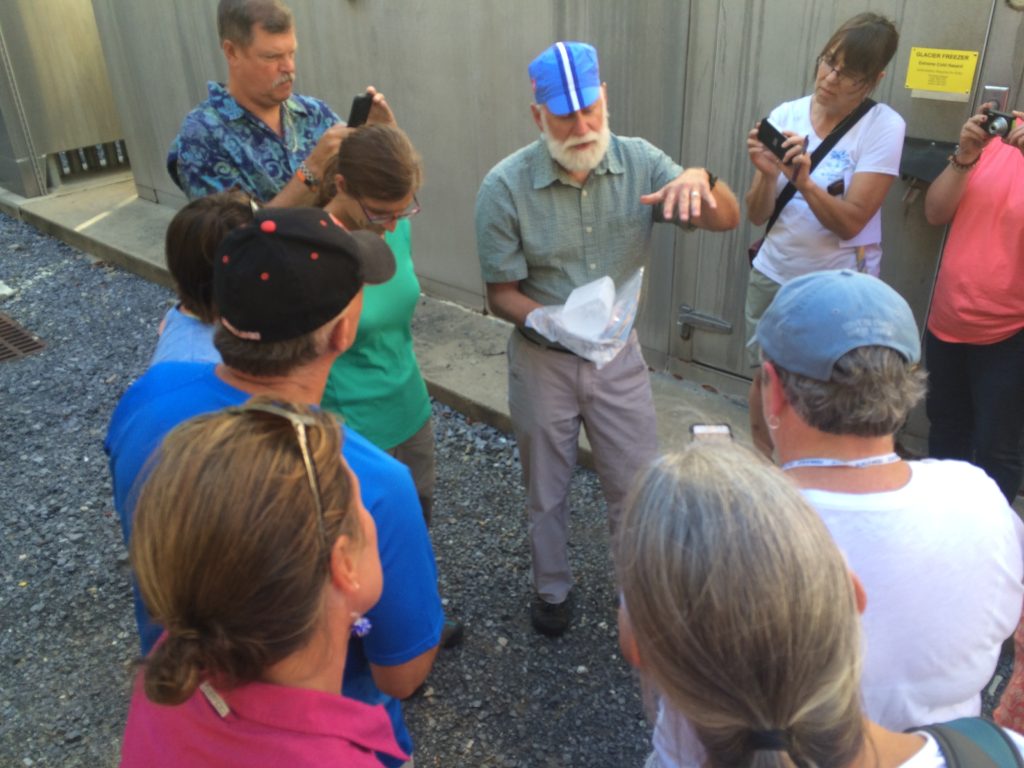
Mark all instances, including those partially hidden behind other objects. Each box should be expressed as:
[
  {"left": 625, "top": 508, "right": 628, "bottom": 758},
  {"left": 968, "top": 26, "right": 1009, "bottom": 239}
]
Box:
[
  {"left": 817, "top": 54, "right": 869, "bottom": 88},
  {"left": 357, "top": 194, "right": 421, "bottom": 225},
  {"left": 237, "top": 402, "right": 327, "bottom": 548}
]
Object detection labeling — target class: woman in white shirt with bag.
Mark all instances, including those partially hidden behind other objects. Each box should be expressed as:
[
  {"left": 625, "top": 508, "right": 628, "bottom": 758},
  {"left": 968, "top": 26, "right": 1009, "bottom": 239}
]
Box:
[{"left": 744, "top": 12, "right": 905, "bottom": 457}]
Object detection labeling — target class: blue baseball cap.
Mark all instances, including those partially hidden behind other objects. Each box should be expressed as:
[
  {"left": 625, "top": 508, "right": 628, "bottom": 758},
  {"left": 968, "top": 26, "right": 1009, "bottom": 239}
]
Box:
[
  {"left": 529, "top": 41, "right": 602, "bottom": 116},
  {"left": 751, "top": 269, "right": 921, "bottom": 381}
]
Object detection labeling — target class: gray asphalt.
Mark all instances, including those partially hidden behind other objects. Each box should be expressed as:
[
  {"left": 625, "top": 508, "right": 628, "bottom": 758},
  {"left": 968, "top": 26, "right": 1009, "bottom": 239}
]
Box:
[{"left": 0, "top": 212, "right": 651, "bottom": 767}]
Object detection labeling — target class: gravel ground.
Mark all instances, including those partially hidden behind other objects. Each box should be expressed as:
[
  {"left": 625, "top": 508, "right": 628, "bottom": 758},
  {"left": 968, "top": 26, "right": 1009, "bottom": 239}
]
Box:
[
  {"left": 1, "top": 212, "right": 1012, "bottom": 767},
  {"left": 0, "top": 212, "right": 651, "bottom": 767}
]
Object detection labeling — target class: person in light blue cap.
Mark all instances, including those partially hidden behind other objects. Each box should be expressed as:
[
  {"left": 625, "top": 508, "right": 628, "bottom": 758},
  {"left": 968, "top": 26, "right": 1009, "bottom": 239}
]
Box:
[
  {"left": 706, "top": 268, "right": 1024, "bottom": 768},
  {"left": 475, "top": 41, "right": 740, "bottom": 637},
  {"left": 753, "top": 268, "right": 920, "bottom": 382}
]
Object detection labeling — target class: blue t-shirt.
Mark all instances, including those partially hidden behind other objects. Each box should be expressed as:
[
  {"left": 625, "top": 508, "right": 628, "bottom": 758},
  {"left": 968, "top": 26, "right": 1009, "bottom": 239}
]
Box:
[
  {"left": 167, "top": 82, "right": 341, "bottom": 201},
  {"left": 104, "top": 362, "right": 443, "bottom": 764},
  {"left": 149, "top": 306, "right": 220, "bottom": 368}
]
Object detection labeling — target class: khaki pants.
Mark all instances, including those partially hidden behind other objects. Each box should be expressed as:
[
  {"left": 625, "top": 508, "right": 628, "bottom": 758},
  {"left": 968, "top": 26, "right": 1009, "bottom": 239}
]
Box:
[
  {"left": 387, "top": 417, "right": 436, "bottom": 525},
  {"left": 743, "top": 267, "right": 782, "bottom": 368},
  {"left": 507, "top": 330, "right": 658, "bottom": 603}
]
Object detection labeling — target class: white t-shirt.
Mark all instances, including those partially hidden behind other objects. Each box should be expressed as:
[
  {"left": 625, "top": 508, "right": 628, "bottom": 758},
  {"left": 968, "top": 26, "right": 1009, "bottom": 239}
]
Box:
[
  {"left": 652, "top": 460, "right": 1024, "bottom": 767},
  {"left": 804, "top": 459, "right": 1024, "bottom": 730},
  {"left": 752, "top": 95, "right": 905, "bottom": 283}
]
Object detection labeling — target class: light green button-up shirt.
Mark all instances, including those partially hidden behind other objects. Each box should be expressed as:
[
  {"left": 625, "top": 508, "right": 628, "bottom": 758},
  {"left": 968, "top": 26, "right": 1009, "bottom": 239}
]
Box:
[{"left": 475, "top": 134, "right": 683, "bottom": 306}]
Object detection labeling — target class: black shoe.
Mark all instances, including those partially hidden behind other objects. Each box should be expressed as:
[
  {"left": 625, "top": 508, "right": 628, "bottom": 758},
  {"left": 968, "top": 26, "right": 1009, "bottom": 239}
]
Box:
[
  {"left": 440, "top": 619, "right": 465, "bottom": 649},
  {"left": 531, "top": 592, "right": 573, "bottom": 637}
]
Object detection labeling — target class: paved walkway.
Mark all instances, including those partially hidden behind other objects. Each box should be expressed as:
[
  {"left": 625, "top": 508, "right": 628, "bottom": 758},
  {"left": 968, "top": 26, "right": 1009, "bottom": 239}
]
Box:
[{"left": 0, "top": 173, "right": 752, "bottom": 465}]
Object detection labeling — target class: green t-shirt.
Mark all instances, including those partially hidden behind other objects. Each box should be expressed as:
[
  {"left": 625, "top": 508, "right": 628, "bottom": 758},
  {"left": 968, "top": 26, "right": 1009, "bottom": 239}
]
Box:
[{"left": 321, "top": 219, "right": 430, "bottom": 450}]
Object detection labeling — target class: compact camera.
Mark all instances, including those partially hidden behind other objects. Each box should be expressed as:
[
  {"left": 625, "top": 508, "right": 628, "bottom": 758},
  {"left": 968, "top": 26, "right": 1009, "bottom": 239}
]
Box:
[{"left": 980, "top": 107, "right": 1016, "bottom": 138}]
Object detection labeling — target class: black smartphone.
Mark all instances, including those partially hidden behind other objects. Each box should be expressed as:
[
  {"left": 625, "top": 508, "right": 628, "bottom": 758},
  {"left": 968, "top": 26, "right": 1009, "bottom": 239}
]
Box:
[
  {"left": 756, "top": 118, "right": 790, "bottom": 163},
  {"left": 347, "top": 92, "right": 374, "bottom": 127},
  {"left": 652, "top": 204, "right": 675, "bottom": 224},
  {"left": 652, "top": 203, "right": 697, "bottom": 230}
]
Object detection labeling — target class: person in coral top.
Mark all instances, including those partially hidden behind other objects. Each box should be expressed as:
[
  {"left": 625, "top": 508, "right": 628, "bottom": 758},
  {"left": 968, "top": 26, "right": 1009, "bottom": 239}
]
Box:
[{"left": 924, "top": 102, "right": 1024, "bottom": 503}]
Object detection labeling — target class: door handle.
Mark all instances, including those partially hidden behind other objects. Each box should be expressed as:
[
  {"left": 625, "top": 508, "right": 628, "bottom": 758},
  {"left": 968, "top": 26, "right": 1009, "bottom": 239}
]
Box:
[{"left": 677, "top": 304, "right": 733, "bottom": 341}]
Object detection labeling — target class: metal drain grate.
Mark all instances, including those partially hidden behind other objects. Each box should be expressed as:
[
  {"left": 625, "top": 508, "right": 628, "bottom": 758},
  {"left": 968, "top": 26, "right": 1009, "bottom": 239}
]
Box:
[{"left": 0, "top": 312, "right": 45, "bottom": 361}]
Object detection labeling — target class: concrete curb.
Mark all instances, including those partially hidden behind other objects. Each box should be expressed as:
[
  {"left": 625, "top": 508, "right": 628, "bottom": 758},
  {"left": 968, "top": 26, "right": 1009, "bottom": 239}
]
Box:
[{"left": 1, "top": 178, "right": 754, "bottom": 468}]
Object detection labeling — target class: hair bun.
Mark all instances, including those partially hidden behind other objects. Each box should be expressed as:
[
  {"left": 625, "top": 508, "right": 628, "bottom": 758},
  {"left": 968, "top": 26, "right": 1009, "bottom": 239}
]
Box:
[{"left": 143, "top": 631, "right": 206, "bottom": 706}]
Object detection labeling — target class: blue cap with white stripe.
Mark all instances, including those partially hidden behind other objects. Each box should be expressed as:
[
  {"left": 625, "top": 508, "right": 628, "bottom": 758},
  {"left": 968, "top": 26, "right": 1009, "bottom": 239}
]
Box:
[{"left": 529, "top": 41, "right": 602, "bottom": 116}]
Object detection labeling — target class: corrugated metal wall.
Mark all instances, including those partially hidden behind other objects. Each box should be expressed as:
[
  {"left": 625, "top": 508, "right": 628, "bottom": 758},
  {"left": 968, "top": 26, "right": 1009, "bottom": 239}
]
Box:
[
  {"left": 0, "top": 0, "right": 122, "bottom": 196},
  {"left": 666, "top": 0, "right": 1024, "bottom": 391},
  {"left": 86, "top": 0, "right": 1024, "bottom": 386},
  {"left": 89, "top": 0, "right": 693, "bottom": 312}
]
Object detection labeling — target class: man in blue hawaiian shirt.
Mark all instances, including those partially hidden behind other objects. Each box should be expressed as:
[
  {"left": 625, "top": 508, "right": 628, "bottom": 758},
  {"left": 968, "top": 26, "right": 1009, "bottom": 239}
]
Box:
[{"left": 168, "top": 0, "right": 391, "bottom": 205}]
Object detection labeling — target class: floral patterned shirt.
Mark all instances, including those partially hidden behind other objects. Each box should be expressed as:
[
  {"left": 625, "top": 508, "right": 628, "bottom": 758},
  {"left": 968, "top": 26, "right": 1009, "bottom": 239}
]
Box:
[{"left": 167, "top": 81, "right": 340, "bottom": 202}]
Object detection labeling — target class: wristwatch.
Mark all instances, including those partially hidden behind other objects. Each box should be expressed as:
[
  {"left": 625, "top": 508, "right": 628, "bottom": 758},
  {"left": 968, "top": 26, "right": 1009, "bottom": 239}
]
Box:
[{"left": 296, "top": 161, "right": 319, "bottom": 189}]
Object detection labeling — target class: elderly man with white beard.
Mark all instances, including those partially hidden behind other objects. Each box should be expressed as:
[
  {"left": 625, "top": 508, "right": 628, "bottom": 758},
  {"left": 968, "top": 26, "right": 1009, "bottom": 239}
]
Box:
[{"left": 475, "top": 41, "right": 739, "bottom": 637}]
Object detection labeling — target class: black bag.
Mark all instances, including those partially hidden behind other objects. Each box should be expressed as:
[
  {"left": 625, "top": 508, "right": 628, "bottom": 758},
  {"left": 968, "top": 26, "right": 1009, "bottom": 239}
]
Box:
[
  {"left": 747, "top": 98, "right": 876, "bottom": 266},
  {"left": 913, "top": 717, "right": 1024, "bottom": 767}
]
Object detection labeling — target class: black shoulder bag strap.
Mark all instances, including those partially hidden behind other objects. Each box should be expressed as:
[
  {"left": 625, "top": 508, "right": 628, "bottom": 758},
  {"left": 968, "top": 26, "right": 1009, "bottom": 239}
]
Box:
[
  {"left": 761, "top": 98, "right": 876, "bottom": 238},
  {"left": 913, "top": 717, "right": 1024, "bottom": 767}
]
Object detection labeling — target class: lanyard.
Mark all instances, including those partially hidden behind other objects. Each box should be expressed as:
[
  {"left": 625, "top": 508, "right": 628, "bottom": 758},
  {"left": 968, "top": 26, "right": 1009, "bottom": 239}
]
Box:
[{"left": 780, "top": 452, "right": 901, "bottom": 471}]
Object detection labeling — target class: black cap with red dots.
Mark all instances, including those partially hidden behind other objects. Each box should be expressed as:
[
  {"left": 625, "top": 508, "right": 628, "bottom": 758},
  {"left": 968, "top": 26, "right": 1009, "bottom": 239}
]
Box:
[{"left": 213, "top": 207, "right": 395, "bottom": 342}]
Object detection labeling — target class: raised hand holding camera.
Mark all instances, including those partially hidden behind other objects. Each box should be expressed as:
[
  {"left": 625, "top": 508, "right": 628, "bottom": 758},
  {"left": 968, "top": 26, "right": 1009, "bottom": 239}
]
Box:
[
  {"left": 980, "top": 106, "right": 1016, "bottom": 139},
  {"left": 948, "top": 104, "right": 1001, "bottom": 168}
]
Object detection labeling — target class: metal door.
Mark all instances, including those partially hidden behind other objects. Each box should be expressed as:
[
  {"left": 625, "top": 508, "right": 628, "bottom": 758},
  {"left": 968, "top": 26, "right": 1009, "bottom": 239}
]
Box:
[{"left": 661, "top": 0, "right": 1020, "bottom": 399}]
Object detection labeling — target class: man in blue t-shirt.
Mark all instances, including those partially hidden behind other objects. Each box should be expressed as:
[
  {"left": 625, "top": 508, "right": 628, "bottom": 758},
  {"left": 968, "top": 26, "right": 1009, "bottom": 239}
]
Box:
[{"left": 106, "top": 207, "right": 441, "bottom": 767}]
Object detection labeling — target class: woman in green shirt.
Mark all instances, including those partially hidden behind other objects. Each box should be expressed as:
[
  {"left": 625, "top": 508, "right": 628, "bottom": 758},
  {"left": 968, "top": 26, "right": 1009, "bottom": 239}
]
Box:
[{"left": 317, "top": 125, "right": 435, "bottom": 522}]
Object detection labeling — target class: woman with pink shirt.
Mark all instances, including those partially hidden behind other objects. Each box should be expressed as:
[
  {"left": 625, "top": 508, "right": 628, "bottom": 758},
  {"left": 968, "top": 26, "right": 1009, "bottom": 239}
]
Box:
[
  {"left": 924, "top": 102, "right": 1024, "bottom": 504},
  {"left": 119, "top": 400, "right": 406, "bottom": 767}
]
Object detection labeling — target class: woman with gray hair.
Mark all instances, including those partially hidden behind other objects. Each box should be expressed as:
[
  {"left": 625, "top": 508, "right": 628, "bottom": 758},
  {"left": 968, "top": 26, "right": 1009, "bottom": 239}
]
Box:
[
  {"left": 617, "top": 440, "right": 1024, "bottom": 767},
  {"left": 756, "top": 270, "right": 1023, "bottom": 735}
]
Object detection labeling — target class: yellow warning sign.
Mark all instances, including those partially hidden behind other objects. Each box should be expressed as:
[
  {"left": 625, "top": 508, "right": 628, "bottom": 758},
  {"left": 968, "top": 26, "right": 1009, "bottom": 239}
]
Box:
[{"left": 905, "top": 47, "right": 978, "bottom": 94}]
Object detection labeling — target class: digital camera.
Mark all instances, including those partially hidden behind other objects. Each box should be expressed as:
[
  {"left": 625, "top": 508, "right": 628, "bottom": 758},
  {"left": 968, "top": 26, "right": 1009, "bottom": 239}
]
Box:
[{"left": 980, "top": 108, "right": 1015, "bottom": 138}]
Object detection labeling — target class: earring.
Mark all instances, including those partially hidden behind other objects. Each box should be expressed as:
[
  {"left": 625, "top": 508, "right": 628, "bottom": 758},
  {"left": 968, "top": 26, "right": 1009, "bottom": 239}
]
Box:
[
  {"left": 350, "top": 613, "right": 372, "bottom": 638},
  {"left": 766, "top": 415, "right": 780, "bottom": 431}
]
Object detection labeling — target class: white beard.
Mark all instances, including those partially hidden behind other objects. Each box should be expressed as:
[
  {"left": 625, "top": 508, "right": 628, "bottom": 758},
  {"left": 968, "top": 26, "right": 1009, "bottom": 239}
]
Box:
[{"left": 540, "top": 109, "right": 611, "bottom": 174}]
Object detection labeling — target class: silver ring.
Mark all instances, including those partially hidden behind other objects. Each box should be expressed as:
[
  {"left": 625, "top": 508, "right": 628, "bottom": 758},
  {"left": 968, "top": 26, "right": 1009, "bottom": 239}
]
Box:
[{"left": 690, "top": 190, "right": 700, "bottom": 197}]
